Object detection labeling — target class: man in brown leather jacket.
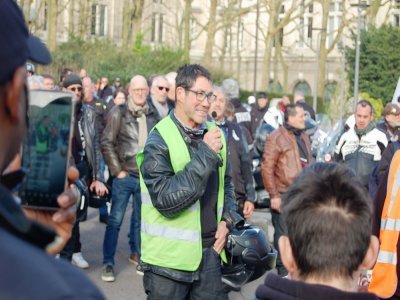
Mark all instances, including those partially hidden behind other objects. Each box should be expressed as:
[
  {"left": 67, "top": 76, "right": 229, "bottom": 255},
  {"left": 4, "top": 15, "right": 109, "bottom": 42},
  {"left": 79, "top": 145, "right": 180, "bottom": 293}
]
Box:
[
  {"left": 261, "top": 103, "right": 313, "bottom": 276},
  {"left": 100, "top": 75, "right": 160, "bottom": 281}
]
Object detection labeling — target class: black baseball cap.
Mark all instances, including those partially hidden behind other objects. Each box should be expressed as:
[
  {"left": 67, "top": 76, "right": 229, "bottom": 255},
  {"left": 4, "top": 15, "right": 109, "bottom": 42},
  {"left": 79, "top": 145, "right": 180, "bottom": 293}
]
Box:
[{"left": 0, "top": 0, "right": 51, "bottom": 84}]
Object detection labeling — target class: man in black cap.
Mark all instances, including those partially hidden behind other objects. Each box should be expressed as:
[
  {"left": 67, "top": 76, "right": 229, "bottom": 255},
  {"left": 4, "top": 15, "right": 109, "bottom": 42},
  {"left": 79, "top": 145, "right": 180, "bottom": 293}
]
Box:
[
  {"left": 61, "top": 74, "right": 108, "bottom": 268},
  {"left": 0, "top": 1, "right": 104, "bottom": 298}
]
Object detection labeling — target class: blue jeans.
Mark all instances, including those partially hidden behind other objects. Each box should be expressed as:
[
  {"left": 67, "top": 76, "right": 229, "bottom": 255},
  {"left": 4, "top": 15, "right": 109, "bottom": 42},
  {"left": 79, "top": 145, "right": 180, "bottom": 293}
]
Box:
[{"left": 103, "top": 174, "right": 141, "bottom": 266}]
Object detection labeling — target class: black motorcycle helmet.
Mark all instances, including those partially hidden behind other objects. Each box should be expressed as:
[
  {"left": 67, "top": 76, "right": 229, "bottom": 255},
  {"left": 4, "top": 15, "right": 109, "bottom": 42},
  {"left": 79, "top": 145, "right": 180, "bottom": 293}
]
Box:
[{"left": 222, "top": 225, "right": 277, "bottom": 291}]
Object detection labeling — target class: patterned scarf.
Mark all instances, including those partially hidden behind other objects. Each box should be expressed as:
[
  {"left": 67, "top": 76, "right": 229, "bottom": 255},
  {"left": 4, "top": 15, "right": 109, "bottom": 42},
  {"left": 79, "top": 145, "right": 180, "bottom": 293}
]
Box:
[{"left": 128, "top": 97, "right": 149, "bottom": 151}]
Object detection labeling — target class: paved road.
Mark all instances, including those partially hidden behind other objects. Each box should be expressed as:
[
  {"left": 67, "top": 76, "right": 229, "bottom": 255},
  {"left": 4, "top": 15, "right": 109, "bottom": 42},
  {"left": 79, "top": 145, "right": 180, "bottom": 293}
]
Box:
[{"left": 78, "top": 205, "right": 274, "bottom": 300}]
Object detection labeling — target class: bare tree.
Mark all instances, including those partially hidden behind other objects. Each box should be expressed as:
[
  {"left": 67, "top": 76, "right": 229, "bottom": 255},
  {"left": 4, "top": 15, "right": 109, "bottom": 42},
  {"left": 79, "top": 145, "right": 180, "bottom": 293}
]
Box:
[
  {"left": 47, "top": 0, "right": 57, "bottom": 51},
  {"left": 259, "top": 0, "right": 299, "bottom": 90},
  {"left": 183, "top": 0, "right": 193, "bottom": 63},
  {"left": 201, "top": 0, "right": 253, "bottom": 69}
]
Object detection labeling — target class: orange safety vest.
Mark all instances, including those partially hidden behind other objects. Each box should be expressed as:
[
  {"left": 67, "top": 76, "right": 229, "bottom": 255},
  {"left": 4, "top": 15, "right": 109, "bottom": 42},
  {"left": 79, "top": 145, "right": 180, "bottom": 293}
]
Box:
[{"left": 369, "top": 150, "right": 400, "bottom": 298}]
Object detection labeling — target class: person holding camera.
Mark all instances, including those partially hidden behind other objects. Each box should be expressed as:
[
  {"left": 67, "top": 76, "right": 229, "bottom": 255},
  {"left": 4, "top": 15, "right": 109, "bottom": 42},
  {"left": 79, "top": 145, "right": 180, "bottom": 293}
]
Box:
[{"left": 0, "top": 1, "right": 104, "bottom": 298}]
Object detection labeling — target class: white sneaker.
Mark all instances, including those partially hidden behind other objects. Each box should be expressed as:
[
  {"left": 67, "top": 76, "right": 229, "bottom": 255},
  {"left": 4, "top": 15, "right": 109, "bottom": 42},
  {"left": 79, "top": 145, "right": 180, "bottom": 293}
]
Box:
[{"left": 72, "top": 252, "right": 89, "bottom": 269}]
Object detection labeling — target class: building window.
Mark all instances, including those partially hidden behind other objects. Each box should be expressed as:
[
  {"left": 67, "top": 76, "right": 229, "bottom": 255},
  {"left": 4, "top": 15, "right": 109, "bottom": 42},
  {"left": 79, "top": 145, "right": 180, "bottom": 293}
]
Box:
[
  {"left": 293, "top": 81, "right": 312, "bottom": 97},
  {"left": 99, "top": 5, "right": 106, "bottom": 36},
  {"left": 91, "top": 4, "right": 107, "bottom": 36},
  {"left": 269, "top": 80, "right": 283, "bottom": 92},
  {"left": 91, "top": 5, "right": 96, "bottom": 35},
  {"left": 307, "top": 17, "right": 313, "bottom": 39},
  {"left": 158, "top": 13, "right": 163, "bottom": 42},
  {"left": 299, "top": 17, "right": 304, "bottom": 48},
  {"left": 327, "top": 0, "right": 343, "bottom": 48},
  {"left": 238, "top": 22, "right": 244, "bottom": 49},
  {"left": 394, "top": 14, "right": 400, "bottom": 27},
  {"left": 226, "top": 28, "right": 232, "bottom": 50},
  {"left": 299, "top": 2, "right": 313, "bottom": 48},
  {"left": 151, "top": 13, "right": 164, "bottom": 43}
]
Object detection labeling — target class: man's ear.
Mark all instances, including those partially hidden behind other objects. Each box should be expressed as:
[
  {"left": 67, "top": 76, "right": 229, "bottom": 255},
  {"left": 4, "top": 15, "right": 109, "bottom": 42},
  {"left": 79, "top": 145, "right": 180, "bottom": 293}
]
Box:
[
  {"left": 3, "top": 67, "right": 25, "bottom": 124},
  {"left": 278, "top": 236, "right": 298, "bottom": 274},
  {"left": 360, "top": 235, "right": 379, "bottom": 270},
  {"left": 175, "top": 87, "right": 185, "bottom": 104}
]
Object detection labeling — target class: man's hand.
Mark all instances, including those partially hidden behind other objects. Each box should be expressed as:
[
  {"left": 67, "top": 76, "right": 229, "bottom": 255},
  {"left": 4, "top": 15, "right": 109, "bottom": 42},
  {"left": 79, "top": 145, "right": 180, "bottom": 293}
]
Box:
[
  {"left": 117, "top": 170, "right": 128, "bottom": 179},
  {"left": 270, "top": 197, "right": 282, "bottom": 212},
  {"left": 213, "top": 221, "right": 229, "bottom": 254},
  {"left": 23, "top": 167, "right": 79, "bottom": 255},
  {"left": 243, "top": 200, "right": 255, "bottom": 219},
  {"left": 90, "top": 180, "right": 108, "bottom": 196},
  {"left": 203, "top": 128, "right": 222, "bottom": 153}
]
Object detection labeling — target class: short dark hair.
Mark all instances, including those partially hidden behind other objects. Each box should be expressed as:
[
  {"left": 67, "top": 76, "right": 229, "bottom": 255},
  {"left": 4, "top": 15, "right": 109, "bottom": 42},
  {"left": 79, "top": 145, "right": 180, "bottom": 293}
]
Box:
[
  {"left": 282, "top": 163, "right": 372, "bottom": 280},
  {"left": 356, "top": 99, "right": 373, "bottom": 114},
  {"left": 284, "top": 103, "right": 304, "bottom": 122},
  {"left": 175, "top": 64, "right": 211, "bottom": 90}
]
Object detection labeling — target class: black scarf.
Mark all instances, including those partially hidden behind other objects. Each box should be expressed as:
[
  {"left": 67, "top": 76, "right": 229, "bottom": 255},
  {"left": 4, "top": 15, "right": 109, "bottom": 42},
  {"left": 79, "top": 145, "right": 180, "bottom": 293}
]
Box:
[
  {"left": 284, "top": 123, "right": 305, "bottom": 136},
  {"left": 284, "top": 123, "right": 309, "bottom": 167},
  {"left": 354, "top": 121, "right": 375, "bottom": 138}
]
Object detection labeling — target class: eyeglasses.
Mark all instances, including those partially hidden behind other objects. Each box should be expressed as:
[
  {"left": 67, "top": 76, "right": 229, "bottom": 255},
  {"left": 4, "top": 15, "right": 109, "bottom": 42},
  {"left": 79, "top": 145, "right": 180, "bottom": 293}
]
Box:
[
  {"left": 185, "top": 89, "right": 217, "bottom": 104},
  {"left": 69, "top": 86, "right": 82, "bottom": 92},
  {"left": 132, "top": 88, "right": 148, "bottom": 94},
  {"left": 157, "top": 86, "right": 170, "bottom": 92}
]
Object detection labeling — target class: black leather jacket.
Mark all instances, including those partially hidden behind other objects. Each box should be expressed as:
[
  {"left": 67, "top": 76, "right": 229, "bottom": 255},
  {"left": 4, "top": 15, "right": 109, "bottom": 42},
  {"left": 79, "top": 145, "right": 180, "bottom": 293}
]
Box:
[
  {"left": 101, "top": 103, "right": 160, "bottom": 177},
  {"left": 141, "top": 112, "right": 241, "bottom": 222},
  {"left": 140, "top": 112, "right": 243, "bottom": 281},
  {"left": 71, "top": 102, "right": 103, "bottom": 181}
]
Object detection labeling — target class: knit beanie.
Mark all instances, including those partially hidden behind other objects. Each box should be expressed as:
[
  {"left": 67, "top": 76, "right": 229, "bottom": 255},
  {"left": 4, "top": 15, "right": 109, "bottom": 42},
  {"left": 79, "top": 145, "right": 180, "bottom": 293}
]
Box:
[{"left": 63, "top": 73, "right": 82, "bottom": 88}]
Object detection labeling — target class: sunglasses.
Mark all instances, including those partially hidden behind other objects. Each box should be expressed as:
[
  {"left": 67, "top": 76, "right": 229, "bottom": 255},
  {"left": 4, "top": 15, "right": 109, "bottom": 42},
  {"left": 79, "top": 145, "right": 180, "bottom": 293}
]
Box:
[
  {"left": 157, "top": 86, "right": 170, "bottom": 92},
  {"left": 69, "top": 87, "right": 82, "bottom": 92}
]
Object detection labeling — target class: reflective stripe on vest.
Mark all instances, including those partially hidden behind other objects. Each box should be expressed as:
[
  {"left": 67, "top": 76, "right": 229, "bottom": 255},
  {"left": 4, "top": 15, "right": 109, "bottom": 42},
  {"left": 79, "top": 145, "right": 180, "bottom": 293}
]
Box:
[
  {"left": 369, "top": 150, "right": 400, "bottom": 298},
  {"left": 137, "top": 116, "right": 227, "bottom": 271}
]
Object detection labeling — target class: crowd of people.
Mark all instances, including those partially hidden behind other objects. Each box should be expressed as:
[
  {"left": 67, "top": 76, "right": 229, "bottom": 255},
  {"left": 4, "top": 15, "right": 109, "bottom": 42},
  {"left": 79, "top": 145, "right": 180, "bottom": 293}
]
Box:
[{"left": 3, "top": 1, "right": 400, "bottom": 299}]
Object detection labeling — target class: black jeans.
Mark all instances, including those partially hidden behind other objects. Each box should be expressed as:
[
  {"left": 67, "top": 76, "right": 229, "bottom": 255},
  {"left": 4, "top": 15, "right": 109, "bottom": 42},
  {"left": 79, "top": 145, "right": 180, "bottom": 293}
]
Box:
[
  {"left": 60, "top": 160, "right": 88, "bottom": 261},
  {"left": 271, "top": 210, "right": 287, "bottom": 276},
  {"left": 143, "top": 247, "right": 228, "bottom": 300},
  {"left": 59, "top": 222, "right": 80, "bottom": 261}
]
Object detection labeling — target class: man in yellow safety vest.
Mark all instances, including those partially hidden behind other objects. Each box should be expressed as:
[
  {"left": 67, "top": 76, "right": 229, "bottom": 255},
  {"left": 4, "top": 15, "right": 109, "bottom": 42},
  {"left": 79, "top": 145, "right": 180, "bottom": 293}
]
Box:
[{"left": 138, "top": 64, "right": 243, "bottom": 299}]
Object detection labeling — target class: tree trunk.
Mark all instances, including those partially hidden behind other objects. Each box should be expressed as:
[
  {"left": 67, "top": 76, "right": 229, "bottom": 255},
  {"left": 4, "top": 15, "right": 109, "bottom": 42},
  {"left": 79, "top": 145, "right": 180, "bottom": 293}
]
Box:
[
  {"left": 219, "top": 27, "right": 228, "bottom": 70},
  {"left": 68, "top": 0, "right": 75, "bottom": 37},
  {"left": 261, "top": 0, "right": 279, "bottom": 90},
  {"left": 121, "top": 0, "right": 131, "bottom": 48},
  {"left": 47, "top": 0, "right": 57, "bottom": 51},
  {"left": 131, "top": 0, "right": 145, "bottom": 47},
  {"left": 317, "top": 0, "right": 330, "bottom": 99},
  {"left": 235, "top": 1, "right": 242, "bottom": 81},
  {"left": 203, "top": 0, "right": 218, "bottom": 67},
  {"left": 183, "top": 0, "right": 192, "bottom": 64},
  {"left": 77, "top": 0, "right": 86, "bottom": 38}
]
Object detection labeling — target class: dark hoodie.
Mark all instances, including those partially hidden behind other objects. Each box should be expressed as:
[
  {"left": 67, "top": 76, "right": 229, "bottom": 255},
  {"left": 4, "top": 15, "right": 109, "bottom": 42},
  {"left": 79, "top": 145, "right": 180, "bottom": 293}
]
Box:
[{"left": 255, "top": 273, "right": 378, "bottom": 300}]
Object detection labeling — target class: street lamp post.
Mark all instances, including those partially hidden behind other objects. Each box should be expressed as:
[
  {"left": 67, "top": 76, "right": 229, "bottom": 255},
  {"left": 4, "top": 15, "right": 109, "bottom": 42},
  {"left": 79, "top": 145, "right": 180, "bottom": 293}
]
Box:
[
  {"left": 253, "top": 1, "right": 260, "bottom": 96},
  {"left": 312, "top": 28, "right": 325, "bottom": 113},
  {"left": 351, "top": 1, "right": 370, "bottom": 109}
]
